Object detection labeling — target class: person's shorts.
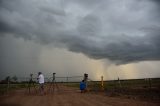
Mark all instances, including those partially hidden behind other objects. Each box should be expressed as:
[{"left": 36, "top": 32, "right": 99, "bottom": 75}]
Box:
[
  {"left": 80, "top": 88, "right": 85, "bottom": 90},
  {"left": 39, "top": 83, "right": 44, "bottom": 89}
]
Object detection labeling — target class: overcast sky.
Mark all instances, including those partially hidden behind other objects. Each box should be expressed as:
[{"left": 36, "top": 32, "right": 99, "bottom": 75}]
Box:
[{"left": 0, "top": 0, "right": 160, "bottom": 80}]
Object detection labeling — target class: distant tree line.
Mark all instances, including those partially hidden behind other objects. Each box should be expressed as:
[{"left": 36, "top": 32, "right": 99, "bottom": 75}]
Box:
[{"left": 0, "top": 75, "right": 18, "bottom": 84}]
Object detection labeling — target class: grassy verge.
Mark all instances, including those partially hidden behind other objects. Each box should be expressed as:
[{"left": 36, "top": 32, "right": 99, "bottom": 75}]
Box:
[{"left": 0, "top": 83, "right": 38, "bottom": 95}]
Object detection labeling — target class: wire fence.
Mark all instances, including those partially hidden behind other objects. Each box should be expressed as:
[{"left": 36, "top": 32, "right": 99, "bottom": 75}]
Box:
[
  {"left": 0, "top": 75, "right": 84, "bottom": 95},
  {"left": 0, "top": 75, "right": 160, "bottom": 99}
]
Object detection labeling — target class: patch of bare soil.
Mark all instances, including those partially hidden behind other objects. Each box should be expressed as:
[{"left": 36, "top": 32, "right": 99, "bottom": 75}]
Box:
[{"left": 0, "top": 85, "right": 160, "bottom": 106}]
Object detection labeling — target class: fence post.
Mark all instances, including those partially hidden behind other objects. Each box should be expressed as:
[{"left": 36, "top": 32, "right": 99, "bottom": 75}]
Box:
[
  {"left": 7, "top": 76, "right": 10, "bottom": 94},
  {"left": 101, "top": 76, "right": 104, "bottom": 90},
  {"left": 149, "top": 78, "right": 152, "bottom": 88}
]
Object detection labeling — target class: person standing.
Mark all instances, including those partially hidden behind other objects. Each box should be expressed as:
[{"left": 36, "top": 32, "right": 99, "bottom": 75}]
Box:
[{"left": 37, "top": 72, "right": 45, "bottom": 95}]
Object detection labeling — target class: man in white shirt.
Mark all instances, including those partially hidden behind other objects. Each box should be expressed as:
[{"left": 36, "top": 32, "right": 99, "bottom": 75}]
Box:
[{"left": 37, "top": 72, "right": 45, "bottom": 95}]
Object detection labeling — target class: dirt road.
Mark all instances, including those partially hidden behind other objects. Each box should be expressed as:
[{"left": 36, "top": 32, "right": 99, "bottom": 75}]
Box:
[{"left": 0, "top": 85, "right": 159, "bottom": 106}]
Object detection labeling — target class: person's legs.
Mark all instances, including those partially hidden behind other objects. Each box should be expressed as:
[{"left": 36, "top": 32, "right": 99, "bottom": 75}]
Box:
[
  {"left": 80, "top": 88, "right": 85, "bottom": 93},
  {"left": 39, "top": 83, "right": 44, "bottom": 95},
  {"left": 81, "top": 90, "right": 83, "bottom": 93}
]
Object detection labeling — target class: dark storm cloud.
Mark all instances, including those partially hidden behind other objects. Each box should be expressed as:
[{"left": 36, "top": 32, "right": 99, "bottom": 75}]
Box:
[
  {"left": 67, "top": 30, "right": 160, "bottom": 64},
  {"left": 0, "top": 0, "right": 160, "bottom": 64}
]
